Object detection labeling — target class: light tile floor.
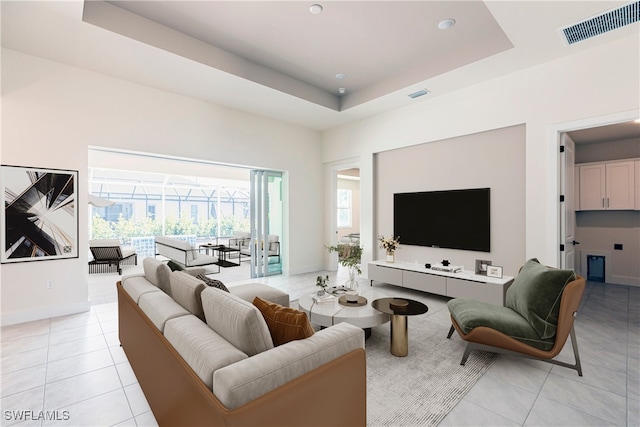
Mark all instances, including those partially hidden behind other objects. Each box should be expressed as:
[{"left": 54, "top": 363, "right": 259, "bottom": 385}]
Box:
[{"left": 1, "top": 263, "right": 638, "bottom": 426}]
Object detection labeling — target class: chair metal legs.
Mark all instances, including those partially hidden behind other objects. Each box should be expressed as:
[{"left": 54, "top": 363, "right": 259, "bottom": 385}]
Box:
[
  {"left": 447, "top": 324, "right": 455, "bottom": 339},
  {"left": 566, "top": 326, "right": 583, "bottom": 376},
  {"left": 447, "top": 323, "right": 584, "bottom": 376},
  {"left": 447, "top": 324, "right": 473, "bottom": 365}
]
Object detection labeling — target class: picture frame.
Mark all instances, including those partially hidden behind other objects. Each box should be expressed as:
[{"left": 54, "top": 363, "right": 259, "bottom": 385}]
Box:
[
  {"left": 475, "top": 259, "right": 492, "bottom": 275},
  {"left": 486, "top": 265, "right": 503, "bottom": 279},
  {"left": 1, "top": 165, "right": 79, "bottom": 263}
]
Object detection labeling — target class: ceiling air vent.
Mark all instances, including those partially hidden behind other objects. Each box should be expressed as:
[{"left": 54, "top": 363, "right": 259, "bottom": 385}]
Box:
[
  {"left": 408, "top": 89, "right": 429, "bottom": 99},
  {"left": 561, "top": 1, "right": 640, "bottom": 45}
]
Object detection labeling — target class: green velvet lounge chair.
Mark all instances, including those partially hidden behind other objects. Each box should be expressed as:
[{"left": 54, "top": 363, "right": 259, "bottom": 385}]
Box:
[{"left": 447, "top": 259, "right": 586, "bottom": 376}]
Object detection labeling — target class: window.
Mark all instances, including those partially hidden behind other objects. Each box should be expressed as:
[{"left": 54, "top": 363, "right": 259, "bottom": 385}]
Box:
[
  {"left": 190, "top": 204, "right": 198, "bottom": 223},
  {"left": 95, "top": 203, "right": 133, "bottom": 222},
  {"left": 88, "top": 167, "right": 251, "bottom": 245},
  {"left": 147, "top": 205, "right": 156, "bottom": 220},
  {"left": 337, "top": 189, "right": 352, "bottom": 228}
]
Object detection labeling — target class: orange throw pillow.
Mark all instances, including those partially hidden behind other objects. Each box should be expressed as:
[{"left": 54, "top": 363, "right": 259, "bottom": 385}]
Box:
[{"left": 253, "top": 297, "right": 315, "bottom": 346}]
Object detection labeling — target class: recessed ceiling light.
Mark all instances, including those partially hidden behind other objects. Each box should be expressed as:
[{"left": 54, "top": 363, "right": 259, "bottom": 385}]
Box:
[
  {"left": 438, "top": 18, "right": 456, "bottom": 30},
  {"left": 335, "top": 73, "right": 347, "bottom": 80},
  {"left": 310, "top": 4, "right": 323, "bottom": 15},
  {"left": 338, "top": 88, "right": 346, "bottom": 94}
]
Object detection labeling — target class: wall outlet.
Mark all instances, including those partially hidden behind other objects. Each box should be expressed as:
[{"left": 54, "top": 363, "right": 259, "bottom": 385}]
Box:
[
  {"left": 47, "top": 281, "right": 55, "bottom": 289},
  {"left": 614, "top": 243, "right": 623, "bottom": 250}
]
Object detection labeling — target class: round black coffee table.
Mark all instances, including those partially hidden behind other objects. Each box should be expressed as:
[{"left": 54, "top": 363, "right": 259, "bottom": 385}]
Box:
[{"left": 372, "top": 298, "right": 428, "bottom": 357}]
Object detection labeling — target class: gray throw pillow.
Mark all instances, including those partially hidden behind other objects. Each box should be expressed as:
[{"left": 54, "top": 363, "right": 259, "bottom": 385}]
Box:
[
  {"left": 167, "top": 260, "right": 185, "bottom": 271},
  {"left": 196, "top": 274, "right": 229, "bottom": 292}
]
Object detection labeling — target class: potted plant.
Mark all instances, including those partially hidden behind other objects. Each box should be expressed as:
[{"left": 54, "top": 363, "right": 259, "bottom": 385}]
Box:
[
  {"left": 316, "top": 275, "right": 329, "bottom": 295},
  {"left": 326, "top": 244, "right": 363, "bottom": 292}
]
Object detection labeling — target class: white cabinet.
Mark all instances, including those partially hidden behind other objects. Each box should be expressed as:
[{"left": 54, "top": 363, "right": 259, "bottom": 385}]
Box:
[
  {"left": 606, "top": 161, "right": 635, "bottom": 209},
  {"left": 579, "top": 163, "right": 605, "bottom": 210},
  {"left": 368, "top": 263, "right": 402, "bottom": 286},
  {"left": 403, "top": 270, "right": 446, "bottom": 295},
  {"left": 579, "top": 160, "right": 636, "bottom": 210},
  {"left": 368, "top": 261, "right": 513, "bottom": 306},
  {"left": 446, "top": 278, "right": 505, "bottom": 305}
]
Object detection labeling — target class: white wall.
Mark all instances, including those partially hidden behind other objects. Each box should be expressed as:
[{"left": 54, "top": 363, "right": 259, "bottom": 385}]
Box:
[
  {"left": 375, "top": 125, "right": 525, "bottom": 276},
  {"left": 1, "top": 49, "right": 323, "bottom": 325},
  {"left": 2, "top": 31, "right": 639, "bottom": 324},
  {"left": 322, "top": 33, "right": 640, "bottom": 277}
]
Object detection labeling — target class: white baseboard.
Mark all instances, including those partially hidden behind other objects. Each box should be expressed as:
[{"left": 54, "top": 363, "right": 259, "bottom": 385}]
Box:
[
  {"left": 287, "top": 264, "right": 324, "bottom": 276},
  {"left": 610, "top": 275, "right": 640, "bottom": 287},
  {"left": 1, "top": 300, "right": 91, "bottom": 327}
]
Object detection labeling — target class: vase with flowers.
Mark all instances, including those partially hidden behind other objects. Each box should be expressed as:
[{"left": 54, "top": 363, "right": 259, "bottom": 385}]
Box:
[
  {"left": 325, "top": 244, "right": 362, "bottom": 292},
  {"left": 378, "top": 235, "right": 400, "bottom": 263}
]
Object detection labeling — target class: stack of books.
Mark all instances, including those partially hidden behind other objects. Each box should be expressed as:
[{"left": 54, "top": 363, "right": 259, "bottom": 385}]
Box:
[
  {"left": 312, "top": 292, "right": 337, "bottom": 304},
  {"left": 430, "top": 264, "right": 463, "bottom": 273}
]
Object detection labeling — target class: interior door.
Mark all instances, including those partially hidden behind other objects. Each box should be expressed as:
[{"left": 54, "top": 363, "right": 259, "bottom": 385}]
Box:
[
  {"left": 560, "top": 134, "right": 577, "bottom": 270},
  {"left": 250, "top": 170, "right": 283, "bottom": 278}
]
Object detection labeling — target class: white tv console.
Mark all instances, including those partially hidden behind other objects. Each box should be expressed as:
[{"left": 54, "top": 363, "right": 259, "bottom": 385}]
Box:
[{"left": 368, "top": 260, "right": 514, "bottom": 306}]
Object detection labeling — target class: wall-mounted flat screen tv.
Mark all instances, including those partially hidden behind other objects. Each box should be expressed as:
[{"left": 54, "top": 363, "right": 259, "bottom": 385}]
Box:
[{"left": 393, "top": 188, "right": 490, "bottom": 252}]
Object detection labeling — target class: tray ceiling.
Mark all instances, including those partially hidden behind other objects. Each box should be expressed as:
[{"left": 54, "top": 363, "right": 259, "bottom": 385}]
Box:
[
  {"left": 88, "top": 1, "right": 512, "bottom": 111},
  {"left": 2, "top": 1, "right": 638, "bottom": 131}
]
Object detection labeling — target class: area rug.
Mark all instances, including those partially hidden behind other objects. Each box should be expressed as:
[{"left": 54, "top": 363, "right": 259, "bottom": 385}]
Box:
[
  {"left": 366, "top": 313, "right": 498, "bottom": 426},
  {"left": 294, "top": 292, "right": 498, "bottom": 426}
]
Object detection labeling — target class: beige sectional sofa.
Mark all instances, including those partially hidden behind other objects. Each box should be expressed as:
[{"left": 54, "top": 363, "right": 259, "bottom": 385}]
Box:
[{"left": 118, "top": 258, "right": 366, "bottom": 426}]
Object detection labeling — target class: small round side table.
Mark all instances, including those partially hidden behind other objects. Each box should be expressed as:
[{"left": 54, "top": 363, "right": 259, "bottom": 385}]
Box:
[{"left": 372, "top": 298, "right": 429, "bottom": 357}]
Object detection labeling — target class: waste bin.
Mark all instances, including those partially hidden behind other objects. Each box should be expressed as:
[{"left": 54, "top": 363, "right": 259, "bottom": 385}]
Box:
[{"left": 587, "top": 255, "right": 605, "bottom": 282}]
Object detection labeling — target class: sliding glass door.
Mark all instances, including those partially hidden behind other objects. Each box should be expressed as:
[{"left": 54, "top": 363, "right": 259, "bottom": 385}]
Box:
[{"left": 249, "top": 170, "right": 283, "bottom": 278}]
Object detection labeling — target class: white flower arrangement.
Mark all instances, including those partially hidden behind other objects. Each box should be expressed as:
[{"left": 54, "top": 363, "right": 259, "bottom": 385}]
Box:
[{"left": 378, "top": 235, "right": 400, "bottom": 252}]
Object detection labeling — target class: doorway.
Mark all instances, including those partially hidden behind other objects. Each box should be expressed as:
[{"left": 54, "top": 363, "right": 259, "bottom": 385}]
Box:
[
  {"left": 334, "top": 166, "right": 361, "bottom": 269},
  {"left": 556, "top": 111, "right": 639, "bottom": 280},
  {"left": 89, "top": 148, "right": 286, "bottom": 280},
  {"left": 250, "top": 170, "right": 283, "bottom": 278}
]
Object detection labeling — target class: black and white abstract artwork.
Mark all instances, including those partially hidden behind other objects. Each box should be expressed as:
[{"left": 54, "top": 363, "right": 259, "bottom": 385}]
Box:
[{"left": 1, "top": 165, "right": 78, "bottom": 263}]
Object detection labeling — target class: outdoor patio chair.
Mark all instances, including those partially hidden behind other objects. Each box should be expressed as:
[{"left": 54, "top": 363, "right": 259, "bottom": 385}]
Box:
[
  {"left": 228, "top": 232, "right": 251, "bottom": 261},
  {"left": 89, "top": 239, "right": 137, "bottom": 275},
  {"left": 267, "top": 235, "right": 280, "bottom": 263}
]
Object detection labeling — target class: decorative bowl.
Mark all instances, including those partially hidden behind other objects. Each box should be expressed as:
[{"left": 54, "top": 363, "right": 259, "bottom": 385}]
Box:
[{"left": 345, "top": 290, "right": 359, "bottom": 302}]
